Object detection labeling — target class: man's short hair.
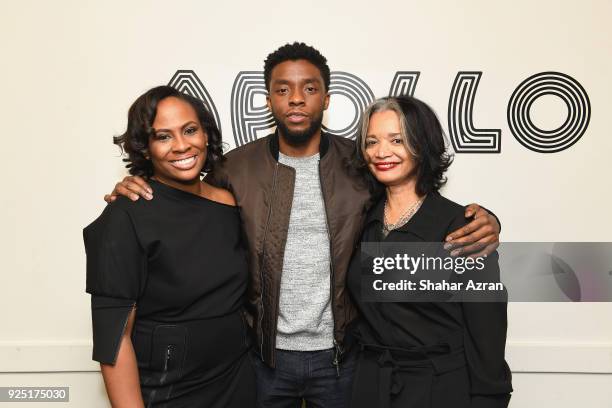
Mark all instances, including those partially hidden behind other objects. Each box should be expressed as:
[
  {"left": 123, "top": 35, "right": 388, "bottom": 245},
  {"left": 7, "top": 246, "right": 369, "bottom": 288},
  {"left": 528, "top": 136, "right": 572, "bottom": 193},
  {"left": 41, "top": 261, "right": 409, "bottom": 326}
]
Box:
[{"left": 263, "top": 42, "right": 331, "bottom": 92}]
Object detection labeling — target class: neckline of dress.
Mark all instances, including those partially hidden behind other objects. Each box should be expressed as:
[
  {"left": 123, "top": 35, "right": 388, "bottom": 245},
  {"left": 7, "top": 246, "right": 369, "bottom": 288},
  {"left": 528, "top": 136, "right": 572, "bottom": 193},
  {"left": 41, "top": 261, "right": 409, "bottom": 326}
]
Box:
[{"left": 149, "top": 179, "right": 238, "bottom": 210}]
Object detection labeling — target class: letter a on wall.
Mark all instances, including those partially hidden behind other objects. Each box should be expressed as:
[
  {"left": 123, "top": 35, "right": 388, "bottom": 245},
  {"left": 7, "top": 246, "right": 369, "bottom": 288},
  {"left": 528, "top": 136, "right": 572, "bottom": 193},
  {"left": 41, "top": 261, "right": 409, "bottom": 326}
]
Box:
[{"left": 168, "top": 70, "right": 222, "bottom": 133}]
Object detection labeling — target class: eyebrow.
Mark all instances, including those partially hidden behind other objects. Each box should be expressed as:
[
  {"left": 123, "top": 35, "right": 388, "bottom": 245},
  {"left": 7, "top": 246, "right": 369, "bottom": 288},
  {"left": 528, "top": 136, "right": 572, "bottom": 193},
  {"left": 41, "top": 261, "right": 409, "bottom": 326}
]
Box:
[
  {"left": 366, "top": 132, "right": 402, "bottom": 138},
  {"left": 271, "top": 78, "right": 322, "bottom": 85},
  {"left": 153, "top": 121, "right": 198, "bottom": 133}
]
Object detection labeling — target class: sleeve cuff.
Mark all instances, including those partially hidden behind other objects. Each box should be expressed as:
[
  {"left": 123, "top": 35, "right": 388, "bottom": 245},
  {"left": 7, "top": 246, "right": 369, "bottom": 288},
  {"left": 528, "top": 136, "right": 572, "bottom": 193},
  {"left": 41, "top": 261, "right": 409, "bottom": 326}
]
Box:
[
  {"left": 471, "top": 394, "right": 511, "bottom": 408},
  {"left": 91, "top": 295, "right": 135, "bottom": 365}
]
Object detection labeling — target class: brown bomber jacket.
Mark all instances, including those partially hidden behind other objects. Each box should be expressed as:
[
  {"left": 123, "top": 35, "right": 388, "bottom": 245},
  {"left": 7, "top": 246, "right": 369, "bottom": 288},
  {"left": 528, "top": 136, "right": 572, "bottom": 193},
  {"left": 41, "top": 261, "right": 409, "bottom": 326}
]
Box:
[{"left": 208, "top": 131, "right": 371, "bottom": 367}]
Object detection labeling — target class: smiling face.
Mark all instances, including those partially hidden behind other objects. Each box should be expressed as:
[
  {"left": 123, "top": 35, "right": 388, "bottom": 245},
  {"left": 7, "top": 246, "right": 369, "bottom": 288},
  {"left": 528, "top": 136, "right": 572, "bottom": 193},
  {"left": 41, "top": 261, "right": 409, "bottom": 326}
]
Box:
[
  {"left": 266, "top": 59, "right": 330, "bottom": 146},
  {"left": 363, "top": 110, "right": 416, "bottom": 187},
  {"left": 148, "top": 96, "right": 208, "bottom": 187}
]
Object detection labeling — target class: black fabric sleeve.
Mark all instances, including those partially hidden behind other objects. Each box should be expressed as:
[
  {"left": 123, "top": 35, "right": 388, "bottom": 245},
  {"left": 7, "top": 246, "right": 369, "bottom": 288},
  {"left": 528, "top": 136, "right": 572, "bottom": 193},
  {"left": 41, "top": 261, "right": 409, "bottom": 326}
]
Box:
[
  {"left": 83, "top": 205, "right": 146, "bottom": 364},
  {"left": 89, "top": 295, "right": 135, "bottom": 365},
  {"left": 448, "top": 214, "right": 512, "bottom": 407},
  {"left": 461, "top": 253, "right": 513, "bottom": 408}
]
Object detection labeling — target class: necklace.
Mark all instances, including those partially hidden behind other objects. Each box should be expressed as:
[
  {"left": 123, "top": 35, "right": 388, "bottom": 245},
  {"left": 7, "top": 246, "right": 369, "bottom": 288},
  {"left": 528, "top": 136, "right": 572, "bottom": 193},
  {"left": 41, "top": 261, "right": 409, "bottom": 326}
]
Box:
[{"left": 382, "top": 196, "right": 425, "bottom": 237}]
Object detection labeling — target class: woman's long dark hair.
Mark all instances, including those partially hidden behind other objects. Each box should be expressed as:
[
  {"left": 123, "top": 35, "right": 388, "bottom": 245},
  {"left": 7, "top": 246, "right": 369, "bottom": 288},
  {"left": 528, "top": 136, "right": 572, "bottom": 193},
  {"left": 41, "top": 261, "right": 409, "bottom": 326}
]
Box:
[{"left": 113, "top": 86, "right": 224, "bottom": 177}]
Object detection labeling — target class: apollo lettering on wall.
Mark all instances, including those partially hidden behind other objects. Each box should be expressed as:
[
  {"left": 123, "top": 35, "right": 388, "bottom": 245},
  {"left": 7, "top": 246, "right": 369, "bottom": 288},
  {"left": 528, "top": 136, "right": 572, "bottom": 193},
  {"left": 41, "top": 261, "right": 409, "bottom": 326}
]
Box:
[{"left": 168, "top": 69, "right": 591, "bottom": 153}]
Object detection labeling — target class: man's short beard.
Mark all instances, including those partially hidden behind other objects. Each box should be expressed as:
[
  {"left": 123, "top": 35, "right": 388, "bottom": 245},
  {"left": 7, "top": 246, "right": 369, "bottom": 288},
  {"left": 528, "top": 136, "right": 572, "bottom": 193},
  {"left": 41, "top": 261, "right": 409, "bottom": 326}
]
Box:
[{"left": 274, "top": 112, "right": 324, "bottom": 147}]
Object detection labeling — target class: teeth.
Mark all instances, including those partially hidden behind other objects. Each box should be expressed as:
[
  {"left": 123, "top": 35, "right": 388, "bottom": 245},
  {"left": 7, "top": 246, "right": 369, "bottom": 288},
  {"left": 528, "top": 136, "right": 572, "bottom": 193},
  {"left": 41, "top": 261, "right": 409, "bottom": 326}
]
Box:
[{"left": 173, "top": 156, "right": 196, "bottom": 165}]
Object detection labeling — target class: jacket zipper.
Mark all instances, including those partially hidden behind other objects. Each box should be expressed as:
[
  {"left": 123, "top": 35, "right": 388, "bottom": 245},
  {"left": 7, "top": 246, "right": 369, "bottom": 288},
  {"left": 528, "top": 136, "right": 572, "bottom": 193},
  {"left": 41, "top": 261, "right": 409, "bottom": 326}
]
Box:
[
  {"left": 318, "top": 161, "right": 342, "bottom": 377},
  {"left": 259, "top": 162, "right": 279, "bottom": 360}
]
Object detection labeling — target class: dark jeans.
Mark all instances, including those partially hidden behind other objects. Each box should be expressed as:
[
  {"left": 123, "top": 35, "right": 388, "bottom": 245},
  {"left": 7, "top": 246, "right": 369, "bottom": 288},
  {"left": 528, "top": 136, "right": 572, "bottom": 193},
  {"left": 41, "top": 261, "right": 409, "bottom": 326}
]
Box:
[{"left": 250, "top": 348, "right": 356, "bottom": 408}]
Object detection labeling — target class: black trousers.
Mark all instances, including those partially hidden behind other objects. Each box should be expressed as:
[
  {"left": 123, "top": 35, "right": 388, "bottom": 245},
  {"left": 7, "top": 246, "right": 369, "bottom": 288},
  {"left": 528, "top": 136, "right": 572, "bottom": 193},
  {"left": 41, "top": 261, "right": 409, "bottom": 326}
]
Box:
[{"left": 351, "top": 345, "right": 470, "bottom": 408}]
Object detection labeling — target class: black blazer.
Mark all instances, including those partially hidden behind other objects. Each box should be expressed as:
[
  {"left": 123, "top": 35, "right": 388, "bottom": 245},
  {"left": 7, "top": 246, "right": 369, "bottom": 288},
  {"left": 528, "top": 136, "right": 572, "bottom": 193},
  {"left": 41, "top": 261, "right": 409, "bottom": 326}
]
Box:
[{"left": 347, "top": 192, "right": 512, "bottom": 408}]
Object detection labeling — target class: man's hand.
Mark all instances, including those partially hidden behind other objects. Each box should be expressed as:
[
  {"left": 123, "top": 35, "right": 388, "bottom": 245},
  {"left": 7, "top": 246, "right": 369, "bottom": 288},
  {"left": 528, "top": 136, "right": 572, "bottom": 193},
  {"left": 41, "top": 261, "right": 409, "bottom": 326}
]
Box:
[
  {"left": 104, "top": 176, "right": 153, "bottom": 203},
  {"left": 444, "top": 204, "right": 500, "bottom": 258}
]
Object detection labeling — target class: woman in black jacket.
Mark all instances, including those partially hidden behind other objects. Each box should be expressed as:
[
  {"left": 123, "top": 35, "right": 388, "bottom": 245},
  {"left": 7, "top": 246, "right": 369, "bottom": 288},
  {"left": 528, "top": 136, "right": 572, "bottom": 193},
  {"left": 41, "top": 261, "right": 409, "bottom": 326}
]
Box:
[{"left": 346, "top": 96, "right": 512, "bottom": 408}]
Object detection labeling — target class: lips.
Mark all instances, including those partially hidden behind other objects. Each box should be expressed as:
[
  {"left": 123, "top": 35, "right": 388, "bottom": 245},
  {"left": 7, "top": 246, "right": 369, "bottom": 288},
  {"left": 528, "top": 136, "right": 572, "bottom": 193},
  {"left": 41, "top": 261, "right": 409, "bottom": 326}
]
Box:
[
  {"left": 169, "top": 155, "right": 198, "bottom": 170},
  {"left": 373, "top": 162, "right": 400, "bottom": 171},
  {"left": 286, "top": 111, "right": 308, "bottom": 124}
]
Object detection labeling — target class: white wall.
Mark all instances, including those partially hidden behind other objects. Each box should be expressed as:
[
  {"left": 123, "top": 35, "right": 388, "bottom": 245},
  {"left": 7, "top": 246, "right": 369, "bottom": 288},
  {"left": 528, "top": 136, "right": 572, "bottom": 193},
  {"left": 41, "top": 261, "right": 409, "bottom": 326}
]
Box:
[{"left": 1, "top": 0, "right": 610, "bottom": 406}]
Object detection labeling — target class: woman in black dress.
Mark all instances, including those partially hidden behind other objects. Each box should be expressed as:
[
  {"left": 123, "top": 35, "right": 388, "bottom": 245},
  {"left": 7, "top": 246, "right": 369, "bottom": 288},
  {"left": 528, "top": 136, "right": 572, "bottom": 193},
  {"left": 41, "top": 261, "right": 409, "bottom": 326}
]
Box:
[
  {"left": 84, "top": 86, "right": 255, "bottom": 407},
  {"left": 347, "top": 96, "right": 512, "bottom": 408}
]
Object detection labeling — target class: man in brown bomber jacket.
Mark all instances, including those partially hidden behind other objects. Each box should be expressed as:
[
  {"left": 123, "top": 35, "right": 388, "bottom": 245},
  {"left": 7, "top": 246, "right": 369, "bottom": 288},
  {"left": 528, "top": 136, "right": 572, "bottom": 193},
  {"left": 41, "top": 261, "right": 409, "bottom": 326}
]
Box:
[{"left": 209, "top": 128, "right": 371, "bottom": 367}]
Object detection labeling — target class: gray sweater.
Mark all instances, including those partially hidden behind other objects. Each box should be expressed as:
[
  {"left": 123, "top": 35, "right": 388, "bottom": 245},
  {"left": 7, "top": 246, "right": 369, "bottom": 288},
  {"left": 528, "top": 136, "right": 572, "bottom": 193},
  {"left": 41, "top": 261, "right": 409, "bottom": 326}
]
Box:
[{"left": 275, "top": 152, "right": 334, "bottom": 351}]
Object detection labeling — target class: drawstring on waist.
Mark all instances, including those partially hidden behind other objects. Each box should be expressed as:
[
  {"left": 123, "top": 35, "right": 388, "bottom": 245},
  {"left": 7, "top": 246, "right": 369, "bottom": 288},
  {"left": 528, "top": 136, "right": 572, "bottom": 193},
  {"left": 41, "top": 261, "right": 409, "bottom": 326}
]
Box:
[{"left": 357, "top": 333, "right": 466, "bottom": 408}]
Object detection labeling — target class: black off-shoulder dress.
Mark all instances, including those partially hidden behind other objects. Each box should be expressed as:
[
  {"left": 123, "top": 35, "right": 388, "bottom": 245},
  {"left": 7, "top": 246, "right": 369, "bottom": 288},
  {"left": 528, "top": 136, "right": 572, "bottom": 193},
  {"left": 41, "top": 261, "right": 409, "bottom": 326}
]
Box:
[{"left": 83, "top": 179, "right": 255, "bottom": 407}]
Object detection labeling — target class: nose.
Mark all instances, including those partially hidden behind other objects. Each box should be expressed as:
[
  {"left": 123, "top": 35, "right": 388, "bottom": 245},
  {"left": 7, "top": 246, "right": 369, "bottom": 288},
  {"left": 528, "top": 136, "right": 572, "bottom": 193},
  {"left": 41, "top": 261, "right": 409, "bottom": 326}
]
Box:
[
  {"left": 172, "top": 134, "right": 190, "bottom": 153},
  {"left": 374, "top": 141, "right": 391, "bottom": 159},
  {"left": 289, "top": 88, "right": 305, "bottom": 106}
]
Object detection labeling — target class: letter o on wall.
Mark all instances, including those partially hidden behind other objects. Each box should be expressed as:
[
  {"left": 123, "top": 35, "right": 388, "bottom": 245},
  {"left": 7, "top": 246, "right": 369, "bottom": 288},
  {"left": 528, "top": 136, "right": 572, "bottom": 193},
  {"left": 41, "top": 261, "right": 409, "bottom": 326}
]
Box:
[
  {"left": 507, "top": 72, "right": 591, "bottom": 153},
  {"left": 323, "top": 72, "right": 374, "bottom": 139}
]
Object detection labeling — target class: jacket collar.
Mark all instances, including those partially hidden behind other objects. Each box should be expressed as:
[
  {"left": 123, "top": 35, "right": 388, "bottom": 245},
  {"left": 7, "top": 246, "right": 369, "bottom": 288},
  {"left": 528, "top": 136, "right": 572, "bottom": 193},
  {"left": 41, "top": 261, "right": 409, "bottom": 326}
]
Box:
[
  {"left": 268, "top": 129, "right": 330, "bottom": 161},
  {"left": 365, "top": 192, "right": 443, "bottom": 241}
]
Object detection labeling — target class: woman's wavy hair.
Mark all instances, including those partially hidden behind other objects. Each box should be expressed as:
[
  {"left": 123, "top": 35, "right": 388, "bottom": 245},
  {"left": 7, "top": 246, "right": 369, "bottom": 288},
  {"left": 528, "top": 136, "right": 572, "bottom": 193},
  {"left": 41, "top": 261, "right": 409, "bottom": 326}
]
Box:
[
  {"left": 351, "top": 95, "right": 453, "bottom": 198},
  {"left": 113, "top": 85, "right": 224, "bottom": 178}
]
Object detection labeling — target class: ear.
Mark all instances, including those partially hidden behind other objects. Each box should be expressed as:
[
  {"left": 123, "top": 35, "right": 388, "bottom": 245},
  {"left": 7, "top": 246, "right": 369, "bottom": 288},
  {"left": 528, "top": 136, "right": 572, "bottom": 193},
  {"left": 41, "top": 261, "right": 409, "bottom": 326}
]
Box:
[
  {"left": 266, "top": 94, "right": 272, "bottom": 112},
  {"left": 323, "top": 92, "right": 330, "bottom": 111},
  {"left": 143, "top": 150, "right": 150, "bottom": 160}
]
